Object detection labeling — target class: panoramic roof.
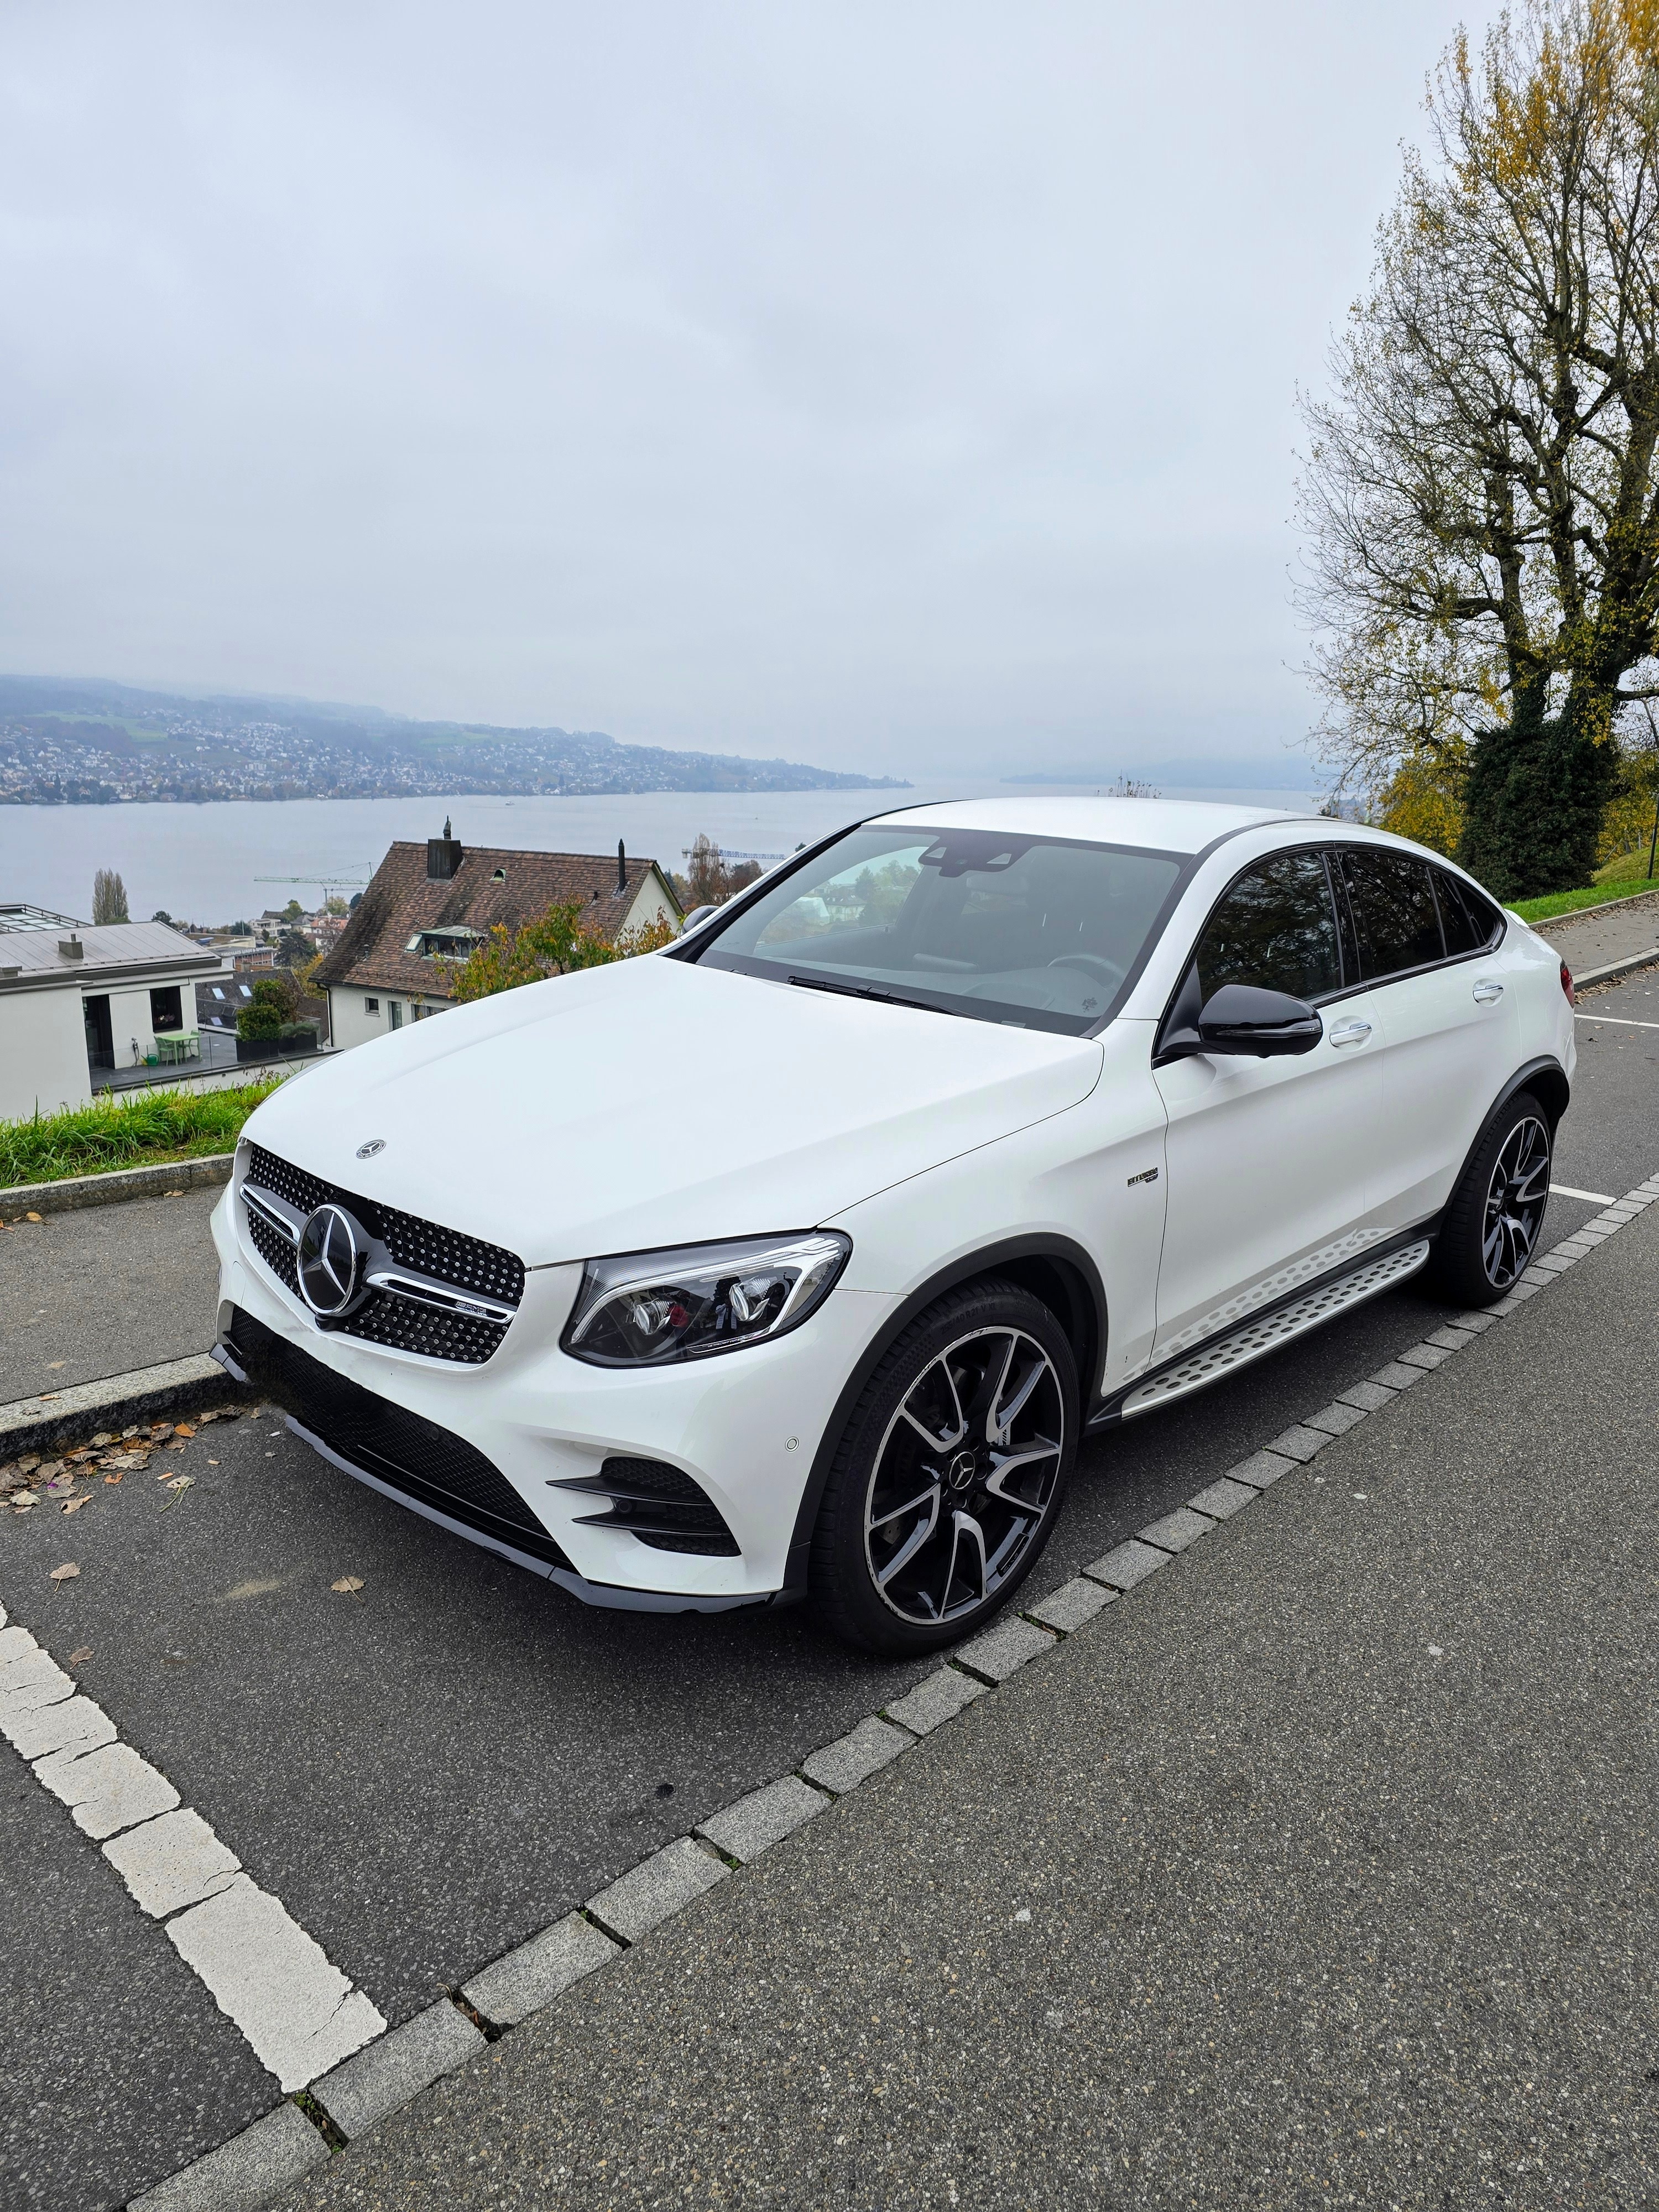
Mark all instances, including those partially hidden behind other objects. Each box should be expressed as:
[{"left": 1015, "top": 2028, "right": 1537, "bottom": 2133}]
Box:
[{"left": 866, "top": 795, "right": 1310, "bottom": 857}]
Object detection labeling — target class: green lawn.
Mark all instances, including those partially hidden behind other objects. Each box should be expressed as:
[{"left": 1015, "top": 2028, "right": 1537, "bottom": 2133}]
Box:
[
  {"left": 1510, "top": 877, "right": 1657, "bottom": 924},
  {"left": 0, "top": 1079, "right": 283, "bottom": 1191}
]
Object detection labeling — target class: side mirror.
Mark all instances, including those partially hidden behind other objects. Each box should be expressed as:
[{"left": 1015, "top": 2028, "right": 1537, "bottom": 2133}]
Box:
[{"left": 1162, "top": 984, "right": 1324, "bottom": 1061}]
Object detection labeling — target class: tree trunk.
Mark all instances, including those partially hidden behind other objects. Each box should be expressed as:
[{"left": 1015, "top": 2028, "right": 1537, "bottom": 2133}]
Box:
[{"left": 1456, "top": 692, "right": 1619, "bottom": 900}]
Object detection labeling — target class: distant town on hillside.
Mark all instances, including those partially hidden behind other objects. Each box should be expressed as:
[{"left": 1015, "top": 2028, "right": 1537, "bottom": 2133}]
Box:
[{"left": 0, "top": 675, "right": 908, "bottom": 805}]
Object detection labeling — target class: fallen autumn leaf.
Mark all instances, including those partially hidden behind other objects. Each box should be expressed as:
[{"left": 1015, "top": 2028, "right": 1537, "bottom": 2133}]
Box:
[
  {"left": 69, "top": 1647, "right": 91, "bottom": 1665},
  {"left": 330, "top": 1575, "right": 366, "bottom": 1595},
  {"left": 49, "top": 1563, "right": 80, "bottom": 1582}
]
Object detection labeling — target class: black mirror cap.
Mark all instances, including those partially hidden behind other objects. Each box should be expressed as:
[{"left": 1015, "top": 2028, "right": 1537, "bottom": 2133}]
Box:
[{"left": 1192, "top": 983, "right": 1323, "bottom": 1057}]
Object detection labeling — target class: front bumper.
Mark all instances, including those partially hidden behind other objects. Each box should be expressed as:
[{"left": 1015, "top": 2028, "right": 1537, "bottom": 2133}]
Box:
[{"left": 210, "top": 1176, "right": 893, "bottom": 1605}]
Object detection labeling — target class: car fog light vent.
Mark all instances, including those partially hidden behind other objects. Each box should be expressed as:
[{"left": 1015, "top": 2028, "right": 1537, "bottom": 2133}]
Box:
[{"left": 549, "top": 1456, "right": 741, "bottom": 1558}]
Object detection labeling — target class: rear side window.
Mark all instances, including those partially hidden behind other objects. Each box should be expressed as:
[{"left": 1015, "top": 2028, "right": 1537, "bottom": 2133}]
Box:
[
  {"left": 1194, "top": 851, "right": 1343, "bottom": 1001},
  {"left": 1432, "top": 867, "right": 1504, "bottom": 955},
  {"left": 1339, "top": 850, "right": 1444, "bottom": 980}
]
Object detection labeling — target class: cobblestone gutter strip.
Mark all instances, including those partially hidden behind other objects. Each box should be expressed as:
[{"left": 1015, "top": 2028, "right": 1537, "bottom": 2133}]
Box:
[
  {"left": 1, "top": 1151, "right": 237, "bottom": 1220},
  {"left": 122, "top": 1172, "right": 1659, "bottom": 2212},
  {"left": 0, "top": 1355, "right": 252, "bottom": 1459}
]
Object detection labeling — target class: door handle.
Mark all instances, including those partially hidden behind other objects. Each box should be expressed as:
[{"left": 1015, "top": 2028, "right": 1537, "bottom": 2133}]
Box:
[
  {"left": 1472, "top": 980, "right": 1504, "bottom": 1004},
  {"left": 1328, "top": 1019, "right": 1372, "bottom": 1047}
]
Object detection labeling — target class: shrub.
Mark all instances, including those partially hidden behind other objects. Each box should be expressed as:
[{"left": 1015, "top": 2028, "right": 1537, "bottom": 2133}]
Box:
[{"left": 449, "top": 902, "right": 677, "bottom": 1003}]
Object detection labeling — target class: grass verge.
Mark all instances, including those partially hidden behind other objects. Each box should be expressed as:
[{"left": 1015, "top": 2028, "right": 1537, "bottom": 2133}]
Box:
[
  {"left": 1510, "top": 878, "right": 1657, "bottom": 924},
  {"left": 0, "top": 1079, "right": 283, "bottom": 1190}
]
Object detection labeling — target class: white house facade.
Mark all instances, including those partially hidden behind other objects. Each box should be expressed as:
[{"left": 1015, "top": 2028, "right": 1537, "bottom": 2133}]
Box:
[{"left": 0, "top": 906, "right": 226, "bottom": 1120}]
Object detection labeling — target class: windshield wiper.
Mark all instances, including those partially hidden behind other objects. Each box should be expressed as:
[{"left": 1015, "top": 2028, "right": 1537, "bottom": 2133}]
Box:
[{"left": 787, "top": 973, "right": 957, "bottom": 1018}]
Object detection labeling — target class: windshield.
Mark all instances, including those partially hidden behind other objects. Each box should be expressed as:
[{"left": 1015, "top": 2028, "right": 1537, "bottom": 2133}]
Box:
[{"left": 688, "top": 823, "right": 1185, "bottom": 1034}]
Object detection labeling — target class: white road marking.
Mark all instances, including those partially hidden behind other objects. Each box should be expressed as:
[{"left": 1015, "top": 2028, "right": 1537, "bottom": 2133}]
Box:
[
  {"left": 35, "top": 1739, "right": 179, "bottom": 1839},
  {"left": 1550, "top": 1183, "right": 1616, "bottom": 1203},
  {"left": 1574, "top": 1011, "right": 1659, "bottom": 1029},
  {"left": 0, "top": 1594, "right": 384, "bottom": 2091},
  {"left": 167, "top": 1878, "right": 388, "bottom": 2090}
]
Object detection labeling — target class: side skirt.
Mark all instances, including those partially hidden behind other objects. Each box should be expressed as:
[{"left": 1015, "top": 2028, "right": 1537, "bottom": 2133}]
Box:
[{"left": 1088, "top": 1232, "right": 1433, "bottom": 1430}]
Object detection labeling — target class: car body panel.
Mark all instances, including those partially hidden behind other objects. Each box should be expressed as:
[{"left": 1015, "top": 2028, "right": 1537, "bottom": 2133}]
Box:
[
  {"left": 831, "top": 1018, "right": 1170, "bottom": 1394},
  {"left": 239, "top": 950, "right": 1105, "bottom": 1265},
  {"left": 1150, "top": 1005, "right": 1397, "bottom": 1358}
]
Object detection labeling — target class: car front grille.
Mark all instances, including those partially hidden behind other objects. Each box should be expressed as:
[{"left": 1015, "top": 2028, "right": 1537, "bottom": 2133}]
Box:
[
  {"left": 548, "top": 1455, "right": 741, "bottom": 1557},
  {"left": 242, "top": 1141, "right": 524, "bottom": 1365},
  {"left": 225, "top": 1304, "right": 570, "bottom": 1570}
]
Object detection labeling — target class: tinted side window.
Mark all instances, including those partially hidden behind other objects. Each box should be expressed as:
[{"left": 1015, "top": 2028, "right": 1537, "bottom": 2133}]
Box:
[
  {"left": 1339, "top": 850, "right": 1444, "bottom": 980},
  {"left": 1195, "top": 852, "right": 1342, "bottom": 1001},
  {"left": 1432, "top": 867, "right": 1503, "bottom": 954}
]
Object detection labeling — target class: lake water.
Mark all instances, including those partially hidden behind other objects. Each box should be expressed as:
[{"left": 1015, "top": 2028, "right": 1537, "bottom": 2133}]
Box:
[{"left": 0, "top": 780, "right": 1322, "bottom": 926}]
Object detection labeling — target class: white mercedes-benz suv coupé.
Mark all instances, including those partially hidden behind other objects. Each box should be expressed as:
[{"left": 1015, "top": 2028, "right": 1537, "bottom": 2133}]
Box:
[{"left": 211, "top": 799, "right": 1574, "bottom": 1653}]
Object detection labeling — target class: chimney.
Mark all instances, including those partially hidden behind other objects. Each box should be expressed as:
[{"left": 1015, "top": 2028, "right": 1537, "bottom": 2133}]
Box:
[
  {"left": 58, "top": 936, "right": 84, "bottom": 961},
  {"left": 427, "top": 830, "right": 463, "bottom": 881},
  {"left": 617, "top": 839, "right": 627, "bottom": 895}
]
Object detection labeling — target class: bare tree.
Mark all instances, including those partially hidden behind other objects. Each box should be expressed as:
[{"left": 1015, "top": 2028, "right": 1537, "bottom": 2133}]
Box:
[
  {"left": 91, "top": 868, "right": 129, "bottom": 925},
  {"left": 680, "top": 833, "right": 759, "bottom": 907},
  {"left": 1298, "top": 1, "right": 1659, "bottom": 896}
]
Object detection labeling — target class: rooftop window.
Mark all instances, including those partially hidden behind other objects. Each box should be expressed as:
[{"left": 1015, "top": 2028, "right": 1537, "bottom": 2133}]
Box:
[{"left": 408, "top": 926, "right": 484, "bottom": 959}]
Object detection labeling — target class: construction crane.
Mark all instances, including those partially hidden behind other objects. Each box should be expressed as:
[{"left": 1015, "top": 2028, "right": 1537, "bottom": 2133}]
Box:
[{"left": 253, "top": 872, "right": 372, "bottom": 889}]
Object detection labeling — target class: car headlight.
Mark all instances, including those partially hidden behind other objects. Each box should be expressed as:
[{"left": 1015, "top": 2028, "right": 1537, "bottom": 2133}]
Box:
[{"left": 562, "top": 1231, "right": 852, "bottom": 1366}]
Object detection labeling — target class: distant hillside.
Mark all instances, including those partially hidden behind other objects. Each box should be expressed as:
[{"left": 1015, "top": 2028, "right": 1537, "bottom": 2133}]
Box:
[{"left": 0, "top": 676, "right": 907, "bottom": 805}]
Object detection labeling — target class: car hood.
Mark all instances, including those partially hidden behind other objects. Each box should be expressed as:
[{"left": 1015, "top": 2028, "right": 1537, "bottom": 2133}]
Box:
[{"left": 246, "top": 954, "right": 1103, "bottom": 1264}]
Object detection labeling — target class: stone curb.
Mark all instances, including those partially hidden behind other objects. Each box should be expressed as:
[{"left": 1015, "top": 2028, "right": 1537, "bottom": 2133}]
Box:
[
  {"left": 1571, "top": 946, "right": 1659, "bottom": 988},
  {"left": 459, "top": 1910, "right": 618, "bottom": 2027},
  {"left": 127, "top": 2101, "right": 327, "bottom": 2211},
  {"left": 2, "top": 1151, "right": 236, "bottom": 1220},
  {"left": 310, "top": 2001, "right": 485, "bottom": 2140},
  {"left": 0, "top": 1353, "right": 251, "bottom": 1459},
  {"left": 119, "top": 1170, "right": 1659, "bottom": 2211}
]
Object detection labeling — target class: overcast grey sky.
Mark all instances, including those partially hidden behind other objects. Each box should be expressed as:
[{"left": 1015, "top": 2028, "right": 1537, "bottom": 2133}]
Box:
[{"left": 0, "top": 2, "right": 1496, "bottom": 780}]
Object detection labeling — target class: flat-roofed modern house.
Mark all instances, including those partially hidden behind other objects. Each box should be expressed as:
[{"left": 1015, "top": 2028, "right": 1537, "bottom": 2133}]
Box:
[
  {"left": 314, "top": 833, "right": 683, "bottom": 1050},
  {"left": 0, "top": 905, "right": 226, "bottom": 1119}
]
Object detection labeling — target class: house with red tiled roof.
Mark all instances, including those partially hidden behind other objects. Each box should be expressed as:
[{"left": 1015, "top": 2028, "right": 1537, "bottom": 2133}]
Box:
[{"left": 314, "top": 831, "right": 682, "bottom": 1051}]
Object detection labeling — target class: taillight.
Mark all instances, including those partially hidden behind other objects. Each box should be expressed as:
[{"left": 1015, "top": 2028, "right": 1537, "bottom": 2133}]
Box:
[{"left": 1561, "top": 961, "right": 1575, "bottom": 1006}]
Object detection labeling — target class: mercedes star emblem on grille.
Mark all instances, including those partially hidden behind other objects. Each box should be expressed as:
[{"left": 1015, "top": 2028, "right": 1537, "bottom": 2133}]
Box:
[
  {"left": 355, "top": 1139, "right": 386, "bottom": 1159},
  {"left": 296, "top": 1204, "right": 371, "bottom": 1318}
]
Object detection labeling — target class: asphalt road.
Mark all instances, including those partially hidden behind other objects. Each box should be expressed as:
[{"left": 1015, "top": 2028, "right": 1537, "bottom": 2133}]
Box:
[
  {"left": 0, "top": 1187, "right": 221, "bottom": 1402},
  {"left": 291, "top": 1162, "right": 1659, "bottom": 2212},
  {"left": 1, "top": 971, "right": 1654, "bottom": 2208}
]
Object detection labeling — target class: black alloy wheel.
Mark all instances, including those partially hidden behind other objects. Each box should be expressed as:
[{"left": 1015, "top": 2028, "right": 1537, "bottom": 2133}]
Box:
[
  {"left": 812, "top": 1281, "right": 1077, "bottom": 1656},
  {"left": 1481, "top": 1114, "right": 1552, "bottom": 1287},
  {"left": 1425, "top": 1089, "right": 1553, "bottom": 1307}
]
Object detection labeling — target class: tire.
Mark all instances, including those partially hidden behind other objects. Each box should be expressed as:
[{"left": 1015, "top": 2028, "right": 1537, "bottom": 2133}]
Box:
[
  {"left": 811, "top": 1279, "right": 1078, "bottom": 1656},
  {"left": 1425, "top": 1089, "right": 1553, "bottom": 1307}
]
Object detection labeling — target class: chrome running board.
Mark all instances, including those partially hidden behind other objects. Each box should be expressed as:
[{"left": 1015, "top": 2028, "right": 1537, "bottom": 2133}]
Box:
[{"left": 1114, "top": 1238, "right": 1432, "bottom": 1421}]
